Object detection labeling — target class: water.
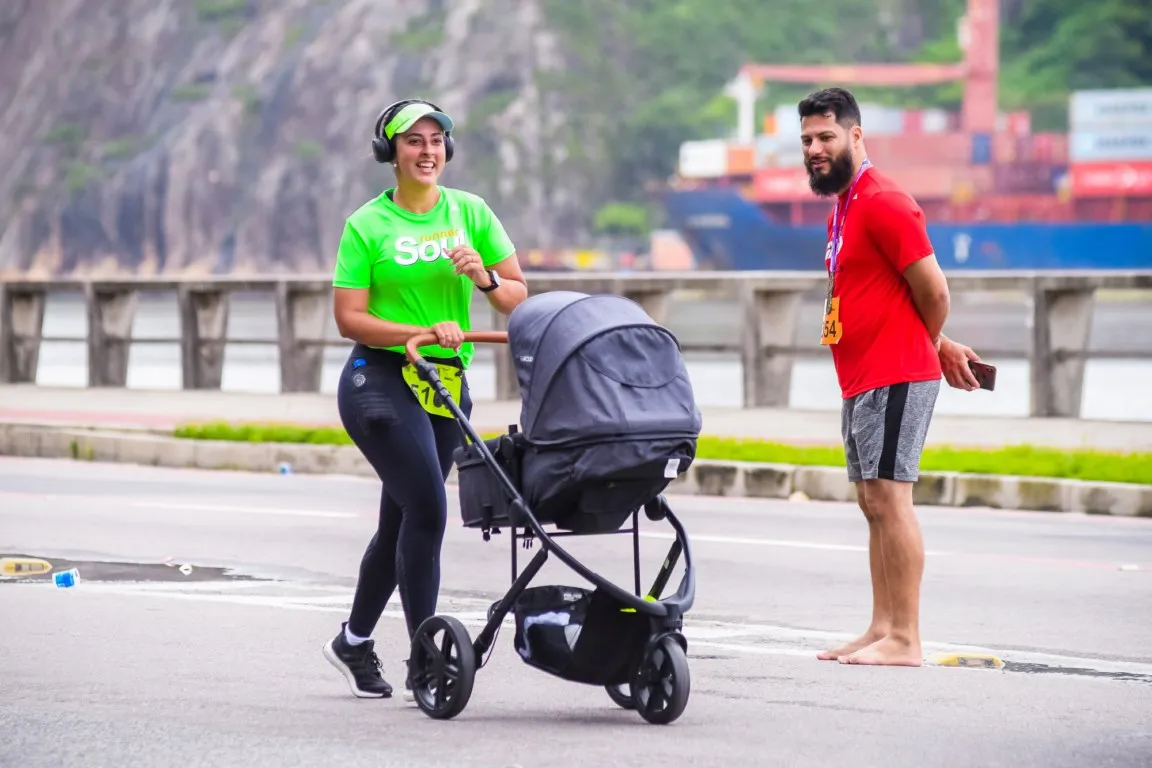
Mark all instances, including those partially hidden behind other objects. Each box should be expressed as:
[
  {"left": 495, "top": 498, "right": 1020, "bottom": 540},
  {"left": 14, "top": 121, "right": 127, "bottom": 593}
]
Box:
[{"left": 26, "top": 292, "right": 1152, "bottom": 422}]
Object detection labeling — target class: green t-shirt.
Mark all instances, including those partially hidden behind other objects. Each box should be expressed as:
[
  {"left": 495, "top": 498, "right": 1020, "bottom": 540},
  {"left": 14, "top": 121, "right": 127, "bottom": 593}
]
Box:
[{"left": 332, "top": 186, "right": 515, "bottom": 368}]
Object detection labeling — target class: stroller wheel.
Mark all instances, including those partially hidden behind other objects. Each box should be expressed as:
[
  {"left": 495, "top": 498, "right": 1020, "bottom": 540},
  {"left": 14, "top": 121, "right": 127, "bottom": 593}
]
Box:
[
  {"left": 632, "top": 635, "right": 690, "bottom": 725},
  {"left": 408, "top": 615, "right": 477, "bottom": 720},
  {"left": 605, "top": 683, "right": 635, "bottom": 710}
]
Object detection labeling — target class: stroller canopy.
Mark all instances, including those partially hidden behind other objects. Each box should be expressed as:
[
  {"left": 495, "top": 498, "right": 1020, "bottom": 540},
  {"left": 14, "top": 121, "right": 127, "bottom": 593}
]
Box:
[{"left": 506, "top": 291, "right": 702, "bottom": 446}]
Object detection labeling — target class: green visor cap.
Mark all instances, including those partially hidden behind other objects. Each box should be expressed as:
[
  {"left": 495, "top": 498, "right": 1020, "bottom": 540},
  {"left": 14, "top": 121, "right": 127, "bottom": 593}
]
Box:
[{"left": 385, "top": 102, "right": 454, "bottom": 139}]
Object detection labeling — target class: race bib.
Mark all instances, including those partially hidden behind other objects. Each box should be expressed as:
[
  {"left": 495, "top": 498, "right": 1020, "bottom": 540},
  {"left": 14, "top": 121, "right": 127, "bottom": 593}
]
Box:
[
  {"left": 402, "top": 361, "right": 463, "bottom": 418},
  {"left": 820, "top": 297, "right": 842, "bottom": 345}
]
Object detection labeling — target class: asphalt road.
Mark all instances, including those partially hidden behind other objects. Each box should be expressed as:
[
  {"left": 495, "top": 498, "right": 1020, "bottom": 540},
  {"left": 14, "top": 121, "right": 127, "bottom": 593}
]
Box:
[{"left": 2, "top": 456, "right": 1151, "bottom": 767}]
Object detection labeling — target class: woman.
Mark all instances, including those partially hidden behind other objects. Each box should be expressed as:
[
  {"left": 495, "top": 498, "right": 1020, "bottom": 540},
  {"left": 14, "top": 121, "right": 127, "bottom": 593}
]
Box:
[{"left": 322, "top": 98, "right": 528, "bottom": 699}]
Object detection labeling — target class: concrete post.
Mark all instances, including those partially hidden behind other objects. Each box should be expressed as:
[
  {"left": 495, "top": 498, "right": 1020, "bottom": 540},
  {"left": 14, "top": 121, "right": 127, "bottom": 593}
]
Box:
[
  {"left": 0, "top": 285, "right": 47, "bottom": 384},
  {"left": 276, "top": 282, "right": 330, "bottom": 393},
  {"left": 740, "top": 287, "right": 803, "bottom": 408},
  {"left": 491, "top": 309, "right": 519, "bottom": 401},
  {"left": 178, "top": 287, "right": 230, "bottom": 390},
  {"left": 1030, "top": 287, "right": 1095, "bottom": 418},
  {"left": 623, "top": 289, "right": 671, "bottom": 325},
  {"left": 85, "top": 286, "right": 138, "bottom": 387}
]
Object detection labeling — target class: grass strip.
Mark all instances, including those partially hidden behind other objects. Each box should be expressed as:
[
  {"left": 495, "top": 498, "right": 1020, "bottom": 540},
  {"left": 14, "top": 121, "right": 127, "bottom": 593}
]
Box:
[{"left": 171, "top": 421, "right": 1152, "bottom": 486}]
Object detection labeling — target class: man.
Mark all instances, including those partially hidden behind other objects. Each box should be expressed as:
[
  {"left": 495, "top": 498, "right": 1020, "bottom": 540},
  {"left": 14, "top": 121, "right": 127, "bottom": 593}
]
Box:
[{"left": 797, "top": 87, "right": 984, "bottom": 667}]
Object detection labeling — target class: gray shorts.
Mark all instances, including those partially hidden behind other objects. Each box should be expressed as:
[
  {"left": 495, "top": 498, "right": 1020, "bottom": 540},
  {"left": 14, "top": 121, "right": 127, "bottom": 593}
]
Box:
[{"left": 841, "top": 378, "right": 940, "bottom": 483}]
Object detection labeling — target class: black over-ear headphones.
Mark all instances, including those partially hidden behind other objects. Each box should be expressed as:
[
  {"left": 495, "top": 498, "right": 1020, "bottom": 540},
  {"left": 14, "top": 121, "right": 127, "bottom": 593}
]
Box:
[{"left": 371, "top": 98, "right": 455, "bottom": 164}]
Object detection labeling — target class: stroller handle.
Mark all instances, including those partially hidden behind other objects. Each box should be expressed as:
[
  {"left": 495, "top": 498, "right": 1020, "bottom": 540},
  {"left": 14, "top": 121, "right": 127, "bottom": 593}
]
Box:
[{"left": 405, "top": 330, "right": 509, "bottom": 366}]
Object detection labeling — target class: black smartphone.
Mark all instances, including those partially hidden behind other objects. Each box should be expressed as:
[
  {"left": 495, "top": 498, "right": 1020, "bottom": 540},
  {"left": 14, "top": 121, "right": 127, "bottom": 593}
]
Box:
[{"left": 968, "top": 361, "right": 996, "bottom": 391}]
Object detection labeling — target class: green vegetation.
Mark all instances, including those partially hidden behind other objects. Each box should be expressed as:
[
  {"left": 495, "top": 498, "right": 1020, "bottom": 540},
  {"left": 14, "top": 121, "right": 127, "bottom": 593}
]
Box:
[
  {"left": 196, "top": 0, "right": 248, "bottom": 22},
  {"left": 43, "top": 122, "right": 86, "bottom": 153},
  {"left": 232, "top": 83, "right": 262, "bottom": 120},
  {"left": 594, "top": 202, "right": 651, "bottom": 238},
  {"left": 171, "top": 421, "right": 1152, "bottom": 485},
  {"left": 101, "top": 135, "right": 153, "bottom": 161},
  {"left": 390, "top": 8, "right": 446, "bottom": 53},
  {"left": 175, "top": 421, "right": 352, "bottom": 446},
  {"left": 171, "top": 84, "right": 212, "bottom": 102},
  {"left": 284, "top": 22, "right": 306, "bottom": 47},
  {"left": 64, "top": 162, "right": 102, "bottom": 194},
  {"left": 293, "top": 140, "right": 324, "bottom": 160},
  {"left": 195, "top": 0, "right": 248, "bottom": 37},
  {"left": 219, "top": 17, "right": 245, "bottom": 40},
  {"left": 539, "top": 0, "right": 1152, "bottom": 210},
  {"left": 699, "top": 437, "right": 1152, "bottom": 486}
]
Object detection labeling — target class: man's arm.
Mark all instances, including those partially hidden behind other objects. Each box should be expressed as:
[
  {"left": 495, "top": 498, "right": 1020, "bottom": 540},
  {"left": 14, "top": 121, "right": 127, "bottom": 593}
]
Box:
[
  {"left": 866, "top": 192, "right": 981, "bottom": 389},
  {"left": 866, "top": 191, "right": 950, "bottom": 343},
  {"left": 902, "top": 255, "right": 950, "bottom": 346}
]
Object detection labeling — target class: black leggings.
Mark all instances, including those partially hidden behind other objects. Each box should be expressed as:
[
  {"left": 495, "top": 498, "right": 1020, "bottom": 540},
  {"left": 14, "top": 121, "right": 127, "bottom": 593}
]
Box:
[{"left": 337, "top": 343, "right": 472, "bottom": 641}]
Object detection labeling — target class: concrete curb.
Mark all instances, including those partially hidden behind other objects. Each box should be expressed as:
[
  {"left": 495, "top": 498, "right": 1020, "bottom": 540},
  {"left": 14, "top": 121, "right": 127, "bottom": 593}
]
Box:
[{"left": 1, "top": 423, "right": 1149, "bottom": 517}]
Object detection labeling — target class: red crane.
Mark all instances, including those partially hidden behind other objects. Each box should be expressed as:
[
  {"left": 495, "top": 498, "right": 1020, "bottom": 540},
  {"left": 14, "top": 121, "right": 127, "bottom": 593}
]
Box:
[{"left": 733, "top": 0, "right": 999, "bottom": 134}]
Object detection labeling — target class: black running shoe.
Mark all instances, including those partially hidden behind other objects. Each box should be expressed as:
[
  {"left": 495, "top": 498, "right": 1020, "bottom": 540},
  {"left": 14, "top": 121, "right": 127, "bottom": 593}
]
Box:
[{"left": 323, "top": 623, "right": 394, "bottom": 698}]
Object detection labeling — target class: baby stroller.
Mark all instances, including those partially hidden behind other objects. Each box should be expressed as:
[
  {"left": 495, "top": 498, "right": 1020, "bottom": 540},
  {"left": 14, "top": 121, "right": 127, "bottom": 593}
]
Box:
[{"left": 402, "top": 291, "right": 701, "bottom": 725}]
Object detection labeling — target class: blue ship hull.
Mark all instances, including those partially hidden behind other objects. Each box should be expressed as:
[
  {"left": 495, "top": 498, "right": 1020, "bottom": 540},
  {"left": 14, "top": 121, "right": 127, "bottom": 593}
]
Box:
[{"left": 663, "top": 189, "right": 1152, "bottom": 271}]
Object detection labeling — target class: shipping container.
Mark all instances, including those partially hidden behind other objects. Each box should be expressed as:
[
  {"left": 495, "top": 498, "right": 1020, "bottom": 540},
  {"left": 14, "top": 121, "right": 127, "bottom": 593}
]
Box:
[
  {"left": 1073, "top": 197, "right": 1130, "bottom": 221},
  {"left": 1006, "top": 111, "right": 1031, "bottom": 136},
  {"left": 1026, "top": 132, "right": 1069, "bottom": 164},
  {"left": 883, "top": 165, "right": 988, "bottom": 200},
  {"left": 754, "top": 134, "right": 804, "bottom": 168},
  {"left": 903, "top": 110, "right": 923, "bottom": 134},
  {"left": 726, "top": 144, "right": 756, "bottom": 176},
  {"left": 794, "top": 201, "right": 833, "bottom": 227},
  {"left": 917, "top": 199, "right": 954, "bottom": 222},
  {"left": 921, "top": 109, "right": 949, "bottom": 133},
  {"left": 1069, "top": 160, "right": 1152, "bottom": 198},
  {"left": 990, "top": 132, "right": 1071, "bottom": 164},
  {"left": 679, "top": 140, "right": 729, "bottom": 178},
  {"left": 1128, "top": 197, "right": 1152, "bottom": 220},
  {"left": 754, "top": 134, "right": 776, "bottom": 167},
  {"left": 993, "top": 133, "right": 1017, "bottom": 164},
  {"left": 864, "top": 132, "right": 973, "bottom": 168},
  {"left": 971, "top": 132, "right": 993, "bottom": 165},
  {"left": 970, "top": 195, "right": 1074, "bottom": 223},
  {"left": 1070, "top": 88, "right": 1152, "bottom": 129},
  {"left": 859, "top": 103, "right": 905, "bottom": 135},
  {"left": 773, "top": 105, "right": 802, "bottom": 137},
  {"left": 968, "top": 165, "right": 996, "bottom": 196},
  {"left": 992, "top": 162, "right": 1065, "bottom": 195},
  {"left": 1070, "top": 129, "right": 1152, "bottom": 162},
  {"left": 751, "top": 167, "right": 811, "bottom": 202},
  {"left": 993, "top": 111, "right": 1032, "bottom": 136}
]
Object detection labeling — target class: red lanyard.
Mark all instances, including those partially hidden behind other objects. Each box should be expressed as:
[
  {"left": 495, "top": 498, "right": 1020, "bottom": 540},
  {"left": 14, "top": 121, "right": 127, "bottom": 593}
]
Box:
[{"left": 827, "top": 159, "right": 872, "bottom": 276}]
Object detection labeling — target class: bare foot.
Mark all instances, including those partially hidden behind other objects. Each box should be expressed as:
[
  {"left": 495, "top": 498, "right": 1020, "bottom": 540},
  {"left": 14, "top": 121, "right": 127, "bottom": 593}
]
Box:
[
  {"left": 838, "top": 635, "right": 922, "bottom": 667},
  {"left": 816, "top": 629, "right": 888, "bottom": 661}
]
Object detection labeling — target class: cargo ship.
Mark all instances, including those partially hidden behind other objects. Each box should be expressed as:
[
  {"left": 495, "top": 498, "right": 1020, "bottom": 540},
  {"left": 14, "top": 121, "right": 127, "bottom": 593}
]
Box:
[{"left": 656, "top": 0, "right": 1152, "bottom": 272}]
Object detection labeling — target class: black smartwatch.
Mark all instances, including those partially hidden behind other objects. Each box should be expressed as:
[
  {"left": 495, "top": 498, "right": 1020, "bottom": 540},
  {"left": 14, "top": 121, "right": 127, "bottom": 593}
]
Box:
[{"left": 479, "top": 269, "right": 500, "bottom": 293}]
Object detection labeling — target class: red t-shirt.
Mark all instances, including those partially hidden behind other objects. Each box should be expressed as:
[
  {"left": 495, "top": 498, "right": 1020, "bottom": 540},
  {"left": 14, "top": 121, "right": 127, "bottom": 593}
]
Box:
[{"left": 824, "top": 166, "right": 942, "bottom": 399}]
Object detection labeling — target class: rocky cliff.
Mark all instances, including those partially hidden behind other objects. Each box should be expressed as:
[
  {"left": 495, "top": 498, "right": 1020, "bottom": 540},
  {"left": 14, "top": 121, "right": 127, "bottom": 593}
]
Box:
[{"left": 0, "top": 0, "right": 589, "bottom": 277}]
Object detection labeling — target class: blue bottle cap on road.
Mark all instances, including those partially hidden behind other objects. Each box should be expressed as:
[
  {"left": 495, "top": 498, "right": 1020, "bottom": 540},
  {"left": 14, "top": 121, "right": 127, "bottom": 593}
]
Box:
[{"left": 53, "top": 568, "right": 80, "bottom": 588}]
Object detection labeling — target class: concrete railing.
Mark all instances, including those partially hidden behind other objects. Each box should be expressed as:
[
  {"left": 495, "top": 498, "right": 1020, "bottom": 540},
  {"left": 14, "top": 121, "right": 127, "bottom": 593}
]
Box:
[{"left": 2, "top": 270, "right": 1150, "bottom": 418}]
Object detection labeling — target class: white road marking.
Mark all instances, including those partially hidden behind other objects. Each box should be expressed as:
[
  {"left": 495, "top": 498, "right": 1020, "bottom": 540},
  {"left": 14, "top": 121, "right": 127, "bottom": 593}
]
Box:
[{"left": 29, "top": 581, "right": 1152, "bottom": 679}]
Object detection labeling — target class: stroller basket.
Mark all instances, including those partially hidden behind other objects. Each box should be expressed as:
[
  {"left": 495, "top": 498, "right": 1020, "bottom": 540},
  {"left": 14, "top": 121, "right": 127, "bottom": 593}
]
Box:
[{"left": 512, "top": 584, "right": 650, "bottom": 687}]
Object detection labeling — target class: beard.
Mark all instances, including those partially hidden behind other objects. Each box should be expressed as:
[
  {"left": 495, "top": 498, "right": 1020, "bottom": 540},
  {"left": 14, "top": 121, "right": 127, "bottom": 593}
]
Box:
[{"left": 806, "top": 147, "right": 856, "bottom": 197}]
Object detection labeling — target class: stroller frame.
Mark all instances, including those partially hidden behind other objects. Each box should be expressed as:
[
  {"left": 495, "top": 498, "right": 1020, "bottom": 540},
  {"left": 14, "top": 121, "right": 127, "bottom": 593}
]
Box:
[{"left": 403, "top": 331, "right": 696, "bottom": 725}]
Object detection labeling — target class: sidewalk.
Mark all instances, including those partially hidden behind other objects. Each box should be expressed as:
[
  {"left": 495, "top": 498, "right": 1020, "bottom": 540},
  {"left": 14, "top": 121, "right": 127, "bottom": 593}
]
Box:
[{"left": 2, "top": 385, "right": 1150, "bottom": 452}]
